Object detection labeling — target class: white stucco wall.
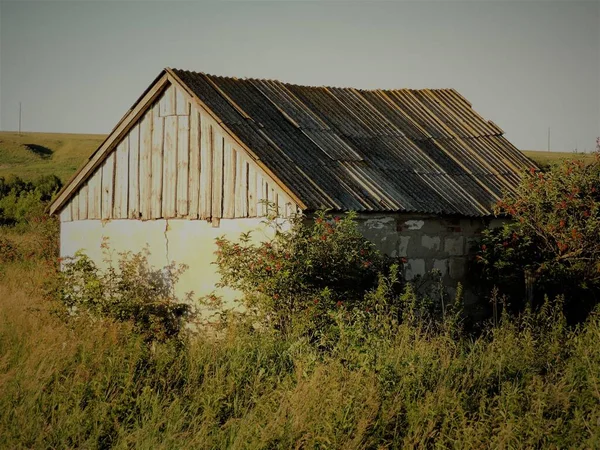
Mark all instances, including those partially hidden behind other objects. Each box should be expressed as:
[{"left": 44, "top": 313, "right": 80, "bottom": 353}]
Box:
[{"left": 60, "top": 218, "right": 281, "bottom": 306}]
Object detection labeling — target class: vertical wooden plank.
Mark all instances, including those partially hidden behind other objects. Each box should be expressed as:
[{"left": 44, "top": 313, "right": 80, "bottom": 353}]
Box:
[
  {"left": 128, "top": 124, "right": 140, "bottom": 218},
  {"left": 87, "top": 169, "right": 101, "bottom": 219},
  {"left": 60, "top": 204, "right": 72, "bottom": 222},
  {"left": 175, "top": 88, "right": 190, "bottom": 116},
  {"left": 151, "top": 105, "right": 164, "bottom": 218},
  {"left": 71, "top": 192, "right": 79, "bottom": 221},
  {"left": 258, "top": 175, "right": 266, "bottom": 216},
  {"left": 211, "top": 130, "right": 224, "bottom": 219},
  {"left": 139, "top": 111, "right": 153, "bottom": 219},
  {"left": 177, "top": 115, "right": 190, "bottom": 216},
  {"left": 200, "top": 114, "right": 213, "bottom": 219},
  {"left": 188, "top": 109, "right": 201, "bottom": 218},
  {"left": 159, "top": 84, "right": 176, "bottom": 116},
  {"left": 267, "top": 182, "right": 275, "bottom": 216},
  {"left": 162, "top": 116, "right": 178, "bottom": 218},
  {"left": 78, "top": 183, "right": 88, "bottom": 220},
  {"left": 113, "top": 139, "right": 129, "bottom": 218},
  {"left": 277, "top": 190, "right": 285, "bottom": 218},
  {"left": 101, "top": 153, "right": 115, "bottom": 220},
  {"left": 222, "top": 142, "right": 235, "bottom": 219},
  {"left": 236, "top": 156, "right": 248, "bottom": 218},
  {"left": 248, "top": 164, "right": 256, "bottom": 217}
]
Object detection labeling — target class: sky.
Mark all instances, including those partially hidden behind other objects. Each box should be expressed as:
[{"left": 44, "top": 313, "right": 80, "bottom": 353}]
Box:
[{"left": 0, "top": 0, "right": 598, "bottom": 152}]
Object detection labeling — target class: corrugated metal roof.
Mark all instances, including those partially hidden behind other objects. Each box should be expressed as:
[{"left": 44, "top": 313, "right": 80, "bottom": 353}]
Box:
[{"left": 173, "top": 69, "right": 533, "bottom": 216}]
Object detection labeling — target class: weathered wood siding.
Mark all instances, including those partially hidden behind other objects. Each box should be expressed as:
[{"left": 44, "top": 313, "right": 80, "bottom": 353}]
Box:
[{"left": 61, "top": 82, "right": 299, "bottom": 222}]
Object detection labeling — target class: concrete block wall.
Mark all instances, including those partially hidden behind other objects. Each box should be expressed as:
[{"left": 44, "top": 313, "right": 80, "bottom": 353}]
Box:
[{"left": 356, "top": 213, "right": 502, "bottom": 300}]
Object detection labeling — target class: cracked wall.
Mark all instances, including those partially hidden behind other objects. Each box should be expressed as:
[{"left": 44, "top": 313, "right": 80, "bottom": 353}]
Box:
[
  {"left": 356, "top": 213, "right": 504, "bottom": 304},
  {"left": 60, "top": 218, "right": 275, "bottom": 306}
]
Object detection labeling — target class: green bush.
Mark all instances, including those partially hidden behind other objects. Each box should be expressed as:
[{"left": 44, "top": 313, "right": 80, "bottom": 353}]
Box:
[
  {"left": 474, "top": 142, "right": 600, "bottom": 318},
  {"left": 214, "top": 210, "right": 398, "bottom": 335},
  {"left": 2, "top": 257, "right": 600, "bottom": 448},
  {"left": 56, "top": 244, "right": 195, "bottom": 343},
  {"left": 0, "top": 174, "right": 61, "bottom": 226}
]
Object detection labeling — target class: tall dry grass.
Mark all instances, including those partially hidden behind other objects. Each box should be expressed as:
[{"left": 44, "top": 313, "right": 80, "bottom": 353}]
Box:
[{"left": 1, "top": 236, "right": 600, "bottom": 448}]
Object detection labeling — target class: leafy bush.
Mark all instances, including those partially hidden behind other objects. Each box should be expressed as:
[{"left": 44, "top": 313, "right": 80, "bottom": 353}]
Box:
[
  {"left": 214, "top": 210, "right": 397, "bottom": 334},
  {"left": 2, "top": 257, "right": 600, "bottom": 448},
  {"left": 57, "top": 244, "right": 195, "bottom": 342},
  {"left": 474, "top": 140, "right": 600, "bottom": 317},
  {"left": 0, "top": 174, "right": 61, "bottom": 226}
]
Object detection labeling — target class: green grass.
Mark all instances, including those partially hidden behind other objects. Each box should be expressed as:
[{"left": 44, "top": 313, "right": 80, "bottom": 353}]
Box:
[
  {"left": 1, "top": 249, "right": 599, "bottom": 448},
  {"left": 523, "top": 150, "right": 595, "bottom": 168},
  {"left": 0, "top": 132, "right": 105, "bottom": 182}
]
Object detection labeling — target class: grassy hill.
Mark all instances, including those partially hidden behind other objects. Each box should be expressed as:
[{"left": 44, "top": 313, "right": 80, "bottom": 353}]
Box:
[
  {"left": 523, "top": 150, "right": 595, "bottom": 168},
  {"left": 0, "top": 131, "right": 105, "bottom": 182},
  {"left": 0, "top": 131, "right": 595, "bottom": 183}
]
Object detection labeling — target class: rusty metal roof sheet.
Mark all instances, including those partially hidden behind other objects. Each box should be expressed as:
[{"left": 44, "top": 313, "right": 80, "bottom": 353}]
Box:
[{"left": 173, "top": 69, "right": 533, "bottom": 216}]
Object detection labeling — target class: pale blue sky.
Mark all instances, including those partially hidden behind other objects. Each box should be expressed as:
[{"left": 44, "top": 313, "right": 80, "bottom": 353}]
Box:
[{"left": 1, "top": 0, "right": 598, "bottom": 151}]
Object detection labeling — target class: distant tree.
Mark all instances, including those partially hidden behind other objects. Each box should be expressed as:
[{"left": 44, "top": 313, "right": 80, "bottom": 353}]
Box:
[{"left": 474, "top": 138, "right": 600, "bottom": 320}]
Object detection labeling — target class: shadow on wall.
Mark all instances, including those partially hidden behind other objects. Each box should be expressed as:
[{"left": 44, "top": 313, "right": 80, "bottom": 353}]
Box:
[{"left": 25, "top": 144, "right": 53, "bottom": 159}]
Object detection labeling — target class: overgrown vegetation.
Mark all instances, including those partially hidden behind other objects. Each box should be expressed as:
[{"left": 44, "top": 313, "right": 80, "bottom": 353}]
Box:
[
  {"left": 57, "top": 245, "right": 195, "bottom": 343},
  {"left": 0, "top": 174, "right": 62, "bottom": 226},
  {"left": 1, "top": 250, "right": 599, "bottom": 447},
  {"left": 474, "top": 140, "right": 600, "bottom": 320},
  {"left": 1, "top": 136, "right": 600, "bottom": 447}
]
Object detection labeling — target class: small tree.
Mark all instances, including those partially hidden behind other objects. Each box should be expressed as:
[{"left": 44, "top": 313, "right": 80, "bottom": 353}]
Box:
[
  {"left": 57, "top": 244, "right": 195, "bottom": 343},
  {"left": 214, "top": 210, "right": 394, "bottom": 334},
  {"left": 475, "top": 139, "right": 600, "bottom": 317}
]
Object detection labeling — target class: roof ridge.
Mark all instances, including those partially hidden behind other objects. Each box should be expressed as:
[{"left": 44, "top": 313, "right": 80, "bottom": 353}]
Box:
[{"left": 169, "top": 67, "right": 456, "bottom": 94}]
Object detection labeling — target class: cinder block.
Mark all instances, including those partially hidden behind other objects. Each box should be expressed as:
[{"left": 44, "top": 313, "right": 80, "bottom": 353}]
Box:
[
  {"left": 443, "top": 236, "right": 465, "bottom": 256},
  {"left": 397, "top": 236, "right": 411, "bottom": 256},
  {"left": 421, "top": 235, "right": 441, "bottom": 251},
  {"left": 449, "top": 257, "right": 466, "bottom": 280},
  {"left": 432, "top": 259, "right": 448, "bottom": 276},
  {"left": 406, "top": 258, "right": 426, "bottom": 280}
]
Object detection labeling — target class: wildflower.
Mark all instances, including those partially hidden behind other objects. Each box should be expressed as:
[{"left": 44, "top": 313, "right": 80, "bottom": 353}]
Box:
[
  {"left": 321, "top": 235, "right": 327, "bottom": 241},
  {"left": 559, "top": 220, "right": 566, "bottom": 228},
  {"left": 583, "top": 210, "right": 590, "bottom": 217},
  {"left": 363, "top": 261, "right": 371, "bottom": 268},
  {"left": 265, "top": 266, "right": 271, "bottom": 271},
  {"left": 529, "top": 167, "right": 536, "bottom": 175},
  {"left": 336, "top": 301, "right": 343, "bottom": 307},
  {"left": 401, "top": 257, "right": 407, "bottom": 264},
  {"left": 503, "top": 241, "right": 508, "bottom": 248},
  {"left": 334, "top": 216, "right": 341, "bottom": 223},
  {"left": 481, "top": 244, "right": 487, "bottom": 251},
  {"left": 313, "top": 298, "right": 319, "bottom": 305}
]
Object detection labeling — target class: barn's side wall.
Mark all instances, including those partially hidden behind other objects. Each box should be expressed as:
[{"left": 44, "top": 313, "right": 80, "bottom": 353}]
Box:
[
  {"left": 58, "top": 79, "right": 301, "bottom": 307},
  {"left": 356, "top": 213, "right": 503, "bottom": 302},
  {"left": 60, "top": 218, "right": 282, "bottom": 305},
  {"left": 59, "top": 81, "right": 299, "bottom": 223}
]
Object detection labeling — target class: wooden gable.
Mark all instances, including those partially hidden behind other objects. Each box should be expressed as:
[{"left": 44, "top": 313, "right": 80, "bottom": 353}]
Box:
[{"left": 58, "top": 79, "right": 301, "bottom": 223}]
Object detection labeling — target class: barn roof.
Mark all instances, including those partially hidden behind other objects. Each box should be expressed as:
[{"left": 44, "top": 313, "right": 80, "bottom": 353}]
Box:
[
  {"left": 171, "top": 69, "right": 532, "bottom": 216},
  {"left": 50, "top": 68, "right": 534, "bottom": 217}
]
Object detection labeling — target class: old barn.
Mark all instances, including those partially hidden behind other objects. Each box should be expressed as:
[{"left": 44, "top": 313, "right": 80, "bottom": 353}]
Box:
[{"left": 50, "top": 68, "right": 532, "bottom": 302}]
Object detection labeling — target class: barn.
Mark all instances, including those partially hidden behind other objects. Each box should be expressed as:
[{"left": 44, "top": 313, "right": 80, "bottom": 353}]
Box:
[{"left": 49, "top": 68, "right": 532, "bottom": 303}]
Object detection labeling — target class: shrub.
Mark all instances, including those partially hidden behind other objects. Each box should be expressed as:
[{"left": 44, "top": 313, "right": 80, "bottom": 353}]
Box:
[
  {"left": 57, "top": 244, "right": 195, "bottom": 343},
  {"left": 474, "top": 139, "right": 600, "bottom": 317},
  {"left": 214, "top": 210, "right": 397, "bottom": 335},
  {"left": 0, "top": 174, "right": 62, "bottom": 226}
]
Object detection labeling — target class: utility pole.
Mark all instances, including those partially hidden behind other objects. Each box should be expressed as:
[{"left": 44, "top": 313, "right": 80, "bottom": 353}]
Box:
[
  {"left": 18, "top": 102, "right": 22, "bottom": 136},
  {"left": 547, "top": 127, "right": 550, "bottom": 152}
]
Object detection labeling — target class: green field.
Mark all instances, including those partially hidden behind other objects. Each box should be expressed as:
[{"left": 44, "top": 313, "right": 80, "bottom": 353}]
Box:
[
  {"left": 0, "top": 132, "right": 594, "bottom": 183},
  {"left": 0, "top": 131, "right": 105, "bottom": 182},
  {"left": 522, "top": 150, "right": 595, "bottom": 168}
]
